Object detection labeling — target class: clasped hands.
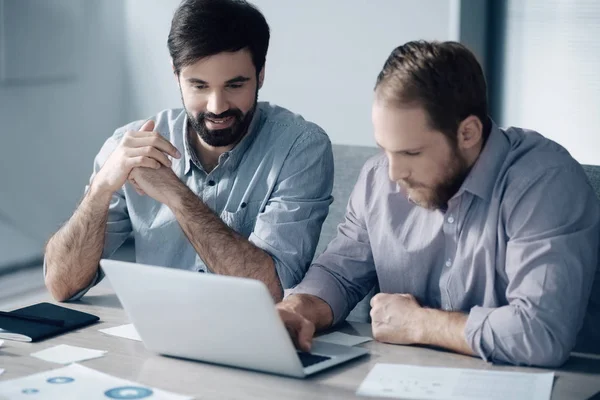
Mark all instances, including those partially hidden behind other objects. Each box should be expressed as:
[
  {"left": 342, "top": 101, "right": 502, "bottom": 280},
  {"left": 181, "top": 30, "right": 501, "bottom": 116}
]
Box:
[{"left": 92, "top": 120, "right": 184, "bottom": 206}]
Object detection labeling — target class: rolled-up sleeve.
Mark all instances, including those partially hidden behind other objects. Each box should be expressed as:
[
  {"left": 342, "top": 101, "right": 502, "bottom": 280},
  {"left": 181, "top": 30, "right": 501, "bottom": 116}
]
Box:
[
  {"left": 289, "top": 162, "right": 378, "bottom": 325},
  {"left": 465, "top": 165, "right": 600, "bottom": 366},
  {"left": 248, "top": 131, "right": 333, "bottom": 289},
  {"left": 43, "top": 129, "right": 133, "bottom": 301}
]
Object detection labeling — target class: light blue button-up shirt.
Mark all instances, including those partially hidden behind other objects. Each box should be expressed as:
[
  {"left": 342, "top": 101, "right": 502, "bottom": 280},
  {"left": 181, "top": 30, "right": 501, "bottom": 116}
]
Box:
[
  {"left": 61, "top": 102, "right": 334, "bottom": 299},
  {"left": 291, "top": 123, "right": 600, "bottom": 366}
]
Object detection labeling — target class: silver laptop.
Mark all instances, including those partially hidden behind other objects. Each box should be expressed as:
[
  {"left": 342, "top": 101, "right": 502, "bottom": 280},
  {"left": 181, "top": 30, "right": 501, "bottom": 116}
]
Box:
[{"left": 100, "top": 259, "right": 369, "bottom": 378}]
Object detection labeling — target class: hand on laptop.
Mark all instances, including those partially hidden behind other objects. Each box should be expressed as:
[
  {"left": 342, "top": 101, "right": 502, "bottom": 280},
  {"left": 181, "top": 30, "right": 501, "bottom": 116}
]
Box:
[
  {"left": 92, "top": 119, "right": 181, "bottom": 197},
  {"left": 276, "top": 305, "right": 315, "bottom": 352}
]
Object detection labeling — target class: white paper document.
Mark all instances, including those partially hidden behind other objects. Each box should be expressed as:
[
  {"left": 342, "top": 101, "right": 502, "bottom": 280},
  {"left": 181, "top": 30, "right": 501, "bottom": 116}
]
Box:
[
  {"left": 99, "top": 323, "right": 141, "bottom": 341},
  {"left": 357, "top": 364, "right": 554, "bottom": 400},
  {"left": 0, "top": 363, "right": 193, "bottom": 399},
  {"left": 31, "top": 344, "right": 107, "bottom": 365},
  {"left": 314, "top": 332, "right": 373, "bottom": 346}
]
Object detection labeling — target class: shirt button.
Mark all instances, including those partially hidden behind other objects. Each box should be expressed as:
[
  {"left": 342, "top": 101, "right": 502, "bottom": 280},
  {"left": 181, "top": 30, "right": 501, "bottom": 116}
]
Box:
[
  {"left": 447, "top": 216, "right": 455, "bottom": 224},
  {"left": 207, "top": 180, "right": 216, "bottom": 186},
  {"left": 445, "top": 259, "right": 452, "bottom": 268}
]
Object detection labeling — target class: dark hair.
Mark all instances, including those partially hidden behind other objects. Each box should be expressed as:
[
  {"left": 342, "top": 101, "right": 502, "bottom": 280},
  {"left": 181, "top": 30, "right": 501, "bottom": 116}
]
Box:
[
  {"left": 168, "top": 0, "right": 270, "bottom": 75},
  {"left": 375, "top": 41, "right": 489, "bottom": 142}
]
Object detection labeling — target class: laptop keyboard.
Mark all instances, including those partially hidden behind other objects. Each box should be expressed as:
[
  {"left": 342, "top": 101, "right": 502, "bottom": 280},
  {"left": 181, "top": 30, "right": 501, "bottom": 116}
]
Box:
[{"left": 297, "top": 351, "right": 331, "bottom": 368}]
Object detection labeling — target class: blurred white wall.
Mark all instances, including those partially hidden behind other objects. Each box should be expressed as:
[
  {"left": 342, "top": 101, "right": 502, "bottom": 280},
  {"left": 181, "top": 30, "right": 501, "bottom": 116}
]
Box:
[
  {"left": 122, "top": 0, "right": 182, "bottom": 121},
  {"left": 122, "top": 0, "right": 465, "bottom": 147},
  {"left": 0, "top": 215, "right": 39, "bottom": 268},
  {"left": 0, "top": 1, "right": 127, "bottom": 267},
  {"left": 499, "top": 0, "right": 600, "bottom": 165}
]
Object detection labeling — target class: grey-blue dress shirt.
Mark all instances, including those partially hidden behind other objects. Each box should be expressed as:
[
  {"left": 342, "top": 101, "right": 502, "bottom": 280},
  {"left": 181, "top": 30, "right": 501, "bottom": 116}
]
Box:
[
  {"left": 55, "top": 102, "right": 334, "bottom": 300},
  {"left": 290, "top": 124, "right": 600, "bottom": 367}
]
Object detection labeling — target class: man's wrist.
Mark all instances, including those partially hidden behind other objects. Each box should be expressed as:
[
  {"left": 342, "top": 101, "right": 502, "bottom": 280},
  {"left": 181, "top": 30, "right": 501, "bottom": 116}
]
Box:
[
  {"left": 412, "top": 307, "right": 473, "bottom": 356},
  {"left": 166, "top": 180, "right": 194, "bottom": 211},
  {"left": 279, "top": 294, "right": 306, "bottom": 314},
  {"left": 282, "top": 294, "right": 333, "bottom": 329},
  {"left": 414, "top": 307, "right": 438, "bottom": 345},
  {"left": 88, "top": 179, "right": 115, "bottom": 205}
]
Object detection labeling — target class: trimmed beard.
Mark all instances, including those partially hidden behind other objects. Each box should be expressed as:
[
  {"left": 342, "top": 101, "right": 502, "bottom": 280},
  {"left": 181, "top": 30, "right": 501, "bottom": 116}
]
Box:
[
  {"left": 402, "top": 149, "right": 470, "bottom": 210},
  {"left": 184, "top": 90, "right": 258, "bottom": 148}
]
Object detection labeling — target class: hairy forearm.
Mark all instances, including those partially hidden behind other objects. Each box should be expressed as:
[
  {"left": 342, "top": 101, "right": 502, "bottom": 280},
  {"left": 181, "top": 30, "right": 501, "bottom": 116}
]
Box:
[
  {"left": 282, "top": 294, "right": 334, "bottom": 331},
  {"left": 170, "top": 187, "right": 283, "bottom": 301},
  {"left": 44, "top": 183, "right": 112, "bottom": 301},
  {"left": 418, "top": 308, "right": 475, "bottom": 356}
]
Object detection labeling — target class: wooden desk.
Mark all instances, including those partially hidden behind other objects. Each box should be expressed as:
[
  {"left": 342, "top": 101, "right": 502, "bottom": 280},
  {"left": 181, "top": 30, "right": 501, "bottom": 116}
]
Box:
[{"left": 1, "top": 283, "right": 599, "bottom": 399}]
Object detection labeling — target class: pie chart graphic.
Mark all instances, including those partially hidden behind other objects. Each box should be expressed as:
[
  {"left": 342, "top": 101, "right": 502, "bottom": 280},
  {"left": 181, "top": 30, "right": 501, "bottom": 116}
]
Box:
[
  {"left": 104, "top": 386, "right": 154, "bottom": 399},
  {"left": 46, "top": 377, "right": 75, "bottom": 384}
]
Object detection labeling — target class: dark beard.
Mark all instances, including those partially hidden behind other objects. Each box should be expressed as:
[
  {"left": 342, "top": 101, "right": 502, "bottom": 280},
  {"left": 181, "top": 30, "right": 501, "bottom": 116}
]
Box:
[
  {"left": 402, "top": 149, "right": 470, "bottom": 211},
  {"left": 429, "top": 154, "right": 470, "bottom": 210},
  {"left": 186, "top": 106, "right": 255, "bottom": 148}
]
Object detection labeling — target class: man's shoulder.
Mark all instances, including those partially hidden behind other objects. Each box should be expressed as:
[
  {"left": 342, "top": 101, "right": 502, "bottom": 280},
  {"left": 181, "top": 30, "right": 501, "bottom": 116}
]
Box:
[
  {"left": 363, "top": 151, "right": 388, "bottom": 170},
  {"left": 354, "top": 152, "right": 395, "bottom": 198},
  {"left": 503, "top": 126, "right": 582, "bottom": 177},
  {"left": 500, "top": 126, "right": 589, "bottom": 196},
  {"left": 257, "top": 102, "right": 329, "bottom": 145},
  {"left": 112, "top": 109, "right": 186, "bottom": 141},
  {"left": 356, "top": 152, "right": 388, "bottom": 185}
]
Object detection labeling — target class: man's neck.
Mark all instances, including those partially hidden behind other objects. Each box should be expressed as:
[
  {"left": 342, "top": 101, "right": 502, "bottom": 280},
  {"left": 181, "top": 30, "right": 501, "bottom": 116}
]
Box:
[{"left": 189, "top": 133, "right": 234, "bottom": 173}]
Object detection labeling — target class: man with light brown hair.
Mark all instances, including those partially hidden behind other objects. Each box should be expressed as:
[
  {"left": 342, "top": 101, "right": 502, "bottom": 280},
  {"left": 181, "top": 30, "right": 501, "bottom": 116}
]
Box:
[{"left": 277, "top": 40, "right": 600, "bottom": 367}]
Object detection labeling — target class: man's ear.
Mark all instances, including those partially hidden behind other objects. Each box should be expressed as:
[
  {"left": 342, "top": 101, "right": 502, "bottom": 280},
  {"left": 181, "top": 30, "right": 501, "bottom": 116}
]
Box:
[
  {"left": 457, "top": 115, "right": 483, "bottom": 151},
  {"left": 257, "top": 66, "right": 265, "bottom": 89}
]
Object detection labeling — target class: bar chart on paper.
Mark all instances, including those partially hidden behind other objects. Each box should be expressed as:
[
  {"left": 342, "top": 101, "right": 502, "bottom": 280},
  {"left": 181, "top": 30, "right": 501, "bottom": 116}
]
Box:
[{"left": 356, "top": 364, "right": 554, "bottom": 400}]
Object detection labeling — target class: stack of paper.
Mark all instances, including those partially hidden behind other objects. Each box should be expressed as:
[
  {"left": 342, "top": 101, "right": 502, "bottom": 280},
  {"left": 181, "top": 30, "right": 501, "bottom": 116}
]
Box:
[
  {"left": 31, "top": 344, "right": 107, "bottom": 364},
  {"left": 99, "top": 324, "right": 142, "bottom": 341},
  {"left": 357, "top": 364, "right": 554, "bottom": 400},
  {"left": 314, "top": 332, "right": 372, "bottom": 346}
]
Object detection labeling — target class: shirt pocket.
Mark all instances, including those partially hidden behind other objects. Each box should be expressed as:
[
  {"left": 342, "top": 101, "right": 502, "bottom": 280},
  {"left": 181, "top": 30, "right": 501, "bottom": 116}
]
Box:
[{"left": 219, "top": 200, "right": 262, "bottom": 238}]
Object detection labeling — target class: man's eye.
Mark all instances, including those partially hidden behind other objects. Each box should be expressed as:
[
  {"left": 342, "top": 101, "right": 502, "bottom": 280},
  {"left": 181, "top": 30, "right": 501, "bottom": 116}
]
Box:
[
  {"left": 227, "top": 84, "right": 243, "bottom": 89},
  {"left": 194, "top": 85, "right": 207, "bottom": 90},
  {"left": 405, "top": 151, "right": 421, "bottom": 156}
]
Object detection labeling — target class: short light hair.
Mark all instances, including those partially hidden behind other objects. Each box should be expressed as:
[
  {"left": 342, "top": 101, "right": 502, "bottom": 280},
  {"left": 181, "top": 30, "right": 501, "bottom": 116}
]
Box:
[{"left": 375, "top": 41, "right": 489, "bottom": 142}]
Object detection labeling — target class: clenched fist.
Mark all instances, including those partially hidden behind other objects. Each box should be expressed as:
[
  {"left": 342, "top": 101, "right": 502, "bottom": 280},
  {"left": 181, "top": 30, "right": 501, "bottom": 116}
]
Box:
[{"left": 370, "top": 293, "right": 425, "bottom": 345}]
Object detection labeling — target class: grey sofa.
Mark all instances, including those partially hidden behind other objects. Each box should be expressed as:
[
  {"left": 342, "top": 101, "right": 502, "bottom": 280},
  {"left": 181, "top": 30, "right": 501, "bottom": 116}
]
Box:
[
  {"left": 320, "top": 145, "right": 600, "bottom": 352},
  {"left": 578, "top": 165, "right": 600, "bottom": 353},
  {"left": 314, "top": 144, "right": 379, "bottom": 322}
]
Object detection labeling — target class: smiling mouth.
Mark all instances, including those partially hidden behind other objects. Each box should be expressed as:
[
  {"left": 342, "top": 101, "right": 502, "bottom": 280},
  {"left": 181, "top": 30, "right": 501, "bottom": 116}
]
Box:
[{"left": 205, "top": 116, "right": 234, "bottom": 125}]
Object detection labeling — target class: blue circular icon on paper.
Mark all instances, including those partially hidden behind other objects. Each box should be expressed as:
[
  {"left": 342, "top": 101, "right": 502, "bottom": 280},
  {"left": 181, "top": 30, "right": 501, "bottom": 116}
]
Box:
[
  {"left": 104, "top": 386, "right": 153, "bottom": 399},
  {"left": 22, "top": 388, "right": 39, "bottom": 394},
  {"left": 47, "top": 376, "right": 74, "bottom": 384}
]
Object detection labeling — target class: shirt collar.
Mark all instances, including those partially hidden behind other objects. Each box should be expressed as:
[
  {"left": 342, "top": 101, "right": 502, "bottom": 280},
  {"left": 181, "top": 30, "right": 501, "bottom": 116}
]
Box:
[
  {"left": 225, "top": 105, "right": 263, "bottom": 171},
  {"left": 183, "top": 104, "right": 263, "bottom": 175},
  {"left": 458, "top": 120, "right": 510, "bottom": 202}
]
